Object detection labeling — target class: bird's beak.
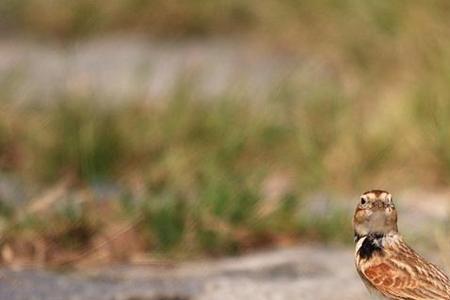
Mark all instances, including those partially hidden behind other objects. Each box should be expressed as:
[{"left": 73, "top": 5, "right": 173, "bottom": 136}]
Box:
[{"left": 372, "top": 200, "right": 385, "bottom": 211}]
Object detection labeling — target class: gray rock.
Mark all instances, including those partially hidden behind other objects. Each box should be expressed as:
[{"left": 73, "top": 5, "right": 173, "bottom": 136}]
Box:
[{"left": 0, "top": 246, "right": 371, "bottom": 300}]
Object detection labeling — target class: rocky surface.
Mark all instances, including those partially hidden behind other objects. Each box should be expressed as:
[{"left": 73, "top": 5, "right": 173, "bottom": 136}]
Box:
[{"left": 0, "top": 245, "right": 371, "bottom": 300}]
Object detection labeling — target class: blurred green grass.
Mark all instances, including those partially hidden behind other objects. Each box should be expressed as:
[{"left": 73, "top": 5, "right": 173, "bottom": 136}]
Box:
[
  {"left": 1, "top": 0, "right": 449, "bottom": 44},
  {"left": 0, "top": 0, "right": 450, "bottom": 265},
  {"left": 0, "top": 79, "right": 448, "bottom": 264}
]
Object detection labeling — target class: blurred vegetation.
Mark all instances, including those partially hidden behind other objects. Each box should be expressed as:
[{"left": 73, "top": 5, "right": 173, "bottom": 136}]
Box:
[
  {"left": 0, "top": 80, "right": 448, "bottom": 265},
  {"left": 0, "top": 0, "right": 449, "bottom": 43},
  {"left": 0, "top": 85, "right": 358, "bottom": 265},
  {"left": 0, "top": 0, "right": 449, "bottom": 266}
]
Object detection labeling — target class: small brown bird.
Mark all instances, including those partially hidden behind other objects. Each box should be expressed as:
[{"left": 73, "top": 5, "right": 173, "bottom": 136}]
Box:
[{"left": 353, "top": 189, "right": 450, "bottom": 299}]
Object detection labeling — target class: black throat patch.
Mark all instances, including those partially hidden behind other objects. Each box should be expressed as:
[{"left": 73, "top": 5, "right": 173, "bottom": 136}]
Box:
[{"left": 357, "top": 232, "right": 384, "bottom": 260}]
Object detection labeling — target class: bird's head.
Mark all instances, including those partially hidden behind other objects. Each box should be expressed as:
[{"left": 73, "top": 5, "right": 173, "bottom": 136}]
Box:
[{"left": 353, "top": 189, "right": 398, "bottom": 238}]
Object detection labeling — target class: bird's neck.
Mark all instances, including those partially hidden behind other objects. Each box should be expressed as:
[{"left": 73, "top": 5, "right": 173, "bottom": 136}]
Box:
[
  {"left": 354, "top": 231, "right": 401, "bottom": 260},
  {"left": 354, "top": 229, "right": 398, "bottom": 243}
]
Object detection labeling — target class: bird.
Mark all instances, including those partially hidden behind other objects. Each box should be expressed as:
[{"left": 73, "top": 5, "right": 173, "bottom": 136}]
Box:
[{"left": 353, "top": 189, "right": 450, "bottom": 299}]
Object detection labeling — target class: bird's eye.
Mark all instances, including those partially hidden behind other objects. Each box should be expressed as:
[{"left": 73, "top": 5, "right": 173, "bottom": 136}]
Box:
[
  {"left": 360, "top": 197, "right": 367, "bottom": 205},
  {"left": 387, "top": 195, "right": 393, "bottom": 205}
]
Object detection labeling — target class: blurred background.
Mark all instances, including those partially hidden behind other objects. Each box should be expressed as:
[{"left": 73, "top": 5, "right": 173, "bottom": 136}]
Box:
[{"left": 0, "top": 1, "right": 449, "bottom": 299}]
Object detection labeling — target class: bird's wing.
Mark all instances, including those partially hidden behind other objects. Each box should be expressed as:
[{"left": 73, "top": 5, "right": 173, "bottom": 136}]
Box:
[{"left": 361, "top": 242, "right": 450, "bottom": 300}]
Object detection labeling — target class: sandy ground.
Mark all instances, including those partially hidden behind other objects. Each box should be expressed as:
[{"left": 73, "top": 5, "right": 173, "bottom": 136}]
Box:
[{"left": 0, "top": 245, "right": 371, "bottom": 300}]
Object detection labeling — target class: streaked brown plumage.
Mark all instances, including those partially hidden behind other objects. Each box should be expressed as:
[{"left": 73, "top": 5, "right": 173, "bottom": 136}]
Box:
[{"left": 353, "top": 190, "right": 450, "bottom": 300}]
